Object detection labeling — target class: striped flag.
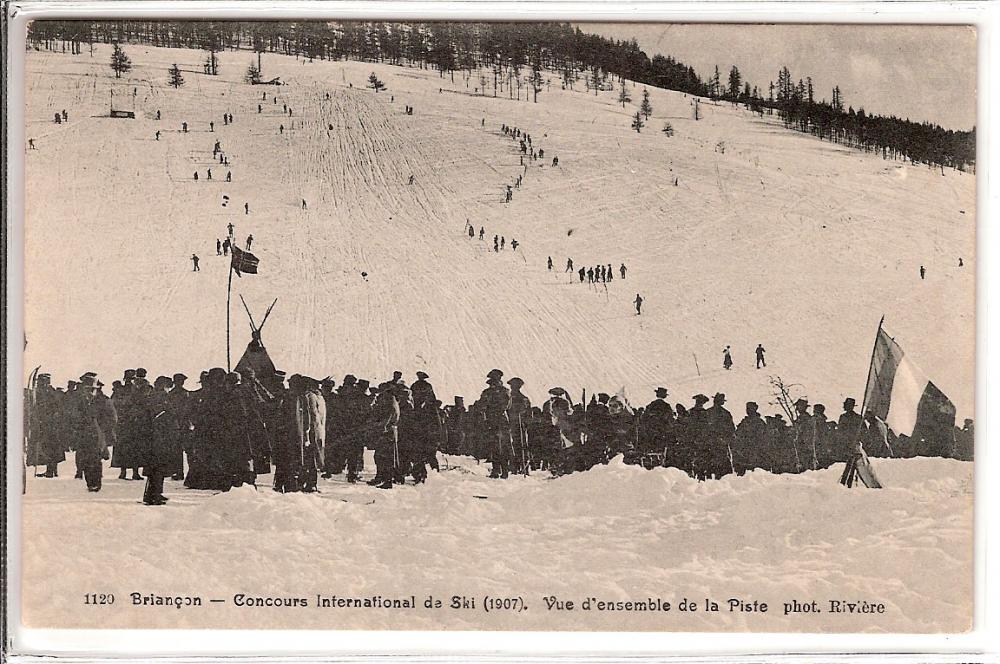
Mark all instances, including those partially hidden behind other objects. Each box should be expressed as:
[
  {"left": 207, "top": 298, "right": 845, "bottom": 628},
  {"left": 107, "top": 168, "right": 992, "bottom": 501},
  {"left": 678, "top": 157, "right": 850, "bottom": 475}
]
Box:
[
  {"left": 864, "top": 327, "right": 954, "bottom": 438},
  {"left": 231, "top": 245, "right": 259, "bottom": 277}
]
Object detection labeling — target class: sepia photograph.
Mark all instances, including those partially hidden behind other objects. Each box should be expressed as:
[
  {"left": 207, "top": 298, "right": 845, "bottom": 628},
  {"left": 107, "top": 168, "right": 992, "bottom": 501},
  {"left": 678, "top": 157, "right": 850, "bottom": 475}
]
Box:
[{"left": 9, "top": 13, "right": 979, "bottom": 642}]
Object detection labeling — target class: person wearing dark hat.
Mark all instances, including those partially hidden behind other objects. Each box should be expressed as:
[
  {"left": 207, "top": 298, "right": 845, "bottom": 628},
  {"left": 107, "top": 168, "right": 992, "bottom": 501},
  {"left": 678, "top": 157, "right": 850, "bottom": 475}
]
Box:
[
  {"left": 113, "top": 369, "right": 148, "bottom": 481},
  {"left": 722, "top": 346, "right": 733, "bottom": 371},
  {"left": 141, "top": 376, "right": 176, "bottom": 505},
  {"left": 67, "top": 374, "right": 113, "bottom": 492},
  {"left": 734, "top": 402, "right": 767, "bottom": 475},
  {"left": 25, "top": 372, "right": 65, "bottom": 478},
  {"left": 835, "top": 398, "right": 863, "bottom": 465},
  {"left": 811, "top": 404, "right": 837, "bottom": 468},
  {"left": 765, "top": 413, "right": 796, "bottom": 473},
  {"left": 506, "top": 377, "right": 532, "bottom": 474},
  {"left": 167, "top": 373, "right": 192, "bottom": 480},
  {"left": 703, "top": 393, "right": 736, "bottom": 479},
  {"left": 475, "top": 370, "right": 512, "bottom": 478},
  {"left": 585, "top": 390, "right": 612, "bottom": 470},
  {"left": 319, "top": 377, "right": 345, "bottom": 479},
  {"left": 185, "top": 368, "right": 227, "bottom": 489},
  {"left": 368, "top": 381, "right": 401, "bottom": 489},
  {"left": 337, "top": 376, "right": 369, "bottom": 483},
  {"left": 686, "top": 394, "right": 711, "bottom": 478},
  {"left": 408, "top": 372, "right": 442, "bottom": 483},
  {"left": 792, "top": 397, "right": 817, "bottom": 471},
  {"left": 639, "top": 387, "right": 674, "bottom": 465}
]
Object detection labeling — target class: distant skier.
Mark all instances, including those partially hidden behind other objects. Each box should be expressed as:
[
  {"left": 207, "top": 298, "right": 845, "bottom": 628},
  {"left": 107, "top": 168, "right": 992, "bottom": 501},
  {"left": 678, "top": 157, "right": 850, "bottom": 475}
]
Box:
[
  {"left": 216, "top": 239, "right": 222, "bottom": 256},
  {"left": 565, "top": 258, "right": 573, "bottom": 273},
  {"left": 28, "top": 138, "right": 36, "bottom": 150},
  {"left": 246, "top": 234, "right": 254, "bottom": 250},
  {"left": 244, "top": 202, "right": 250, "bottom": 215},
  {"left": 547, "top": 256, "right": 553, "bottom": 271},
  {"left": 607, "top": 263, "right": 613, "bottom": 281},
  {"left": 408, "top": 175, "right": 415, "bottom": 185},
  {"left": 587, "top": 267, "right": 594, "bottom": 283},
  {"left": 227, "top": 222, "right": 235, "bottom": 238},
  {"left": 920, "top": 265, "right": 926, "bottom": 280},
  {"left": 210, "top": 121, "right": 214, "bottom": 132},
  {"left": 155, "top": 131, "right": 160, "bottom": 141},
  {"left": 62, "top": 109, "right": 68, "bottom": 121},
  {"left": 191, "top": 254, "right": 200, "bottom": 272},
  {"left": 634, "top": 293, "right": 643, "bottom": 315},
  {"left": 156, "top": 110, "right": 161, "bottom": 120},
  {"left": 511, "top": 239, "right": 518, "bottom": 251},
  {"left": 279, "top": 124, "right": 284, "bottom": 134},
  {"left": 578, "top": 267, "right": 585, "bottom": 282},
  {"left": 222, "top": 238, "right": 230, "bottom": 256},
  {"left": 206, "top": 168, "right": 212, "bottom": 180},
  {"left": 959, "top": 257, "right": 964, "bottom": 267},
  {"left": 723, "top": 346, "right": 733, "bottom": 370},
  {"left": 479, "top": 227, "right": 485, "bottom": 241},
  {"left": 182, "top": 122, "right": 188, "bottom": 133},
  {"left": 500, "top": 237, "right": 506, "bottom": 250},
  {"left": 756, "top": 344, "right": 766, "bottom": 369},
  {"left": 301, "top": 199, "right": 307, "bottom": 210},
  {"left": 193, "top": 171, "right": 199, "bottom": 182},
  {"left": 468, "top": 224, "right": 475, "bottom": 239},
  {"left": 620, "top": 263, "right": 627, "bottom": 279},
  {"left": 226, "top": 171, "right": 232, "bottom": 182},
  {"left": 552, "top": 156, "right": 559, "bottom": 167},
  {"left": 494, "top": 235, "right": 499, "bottom": 253}
]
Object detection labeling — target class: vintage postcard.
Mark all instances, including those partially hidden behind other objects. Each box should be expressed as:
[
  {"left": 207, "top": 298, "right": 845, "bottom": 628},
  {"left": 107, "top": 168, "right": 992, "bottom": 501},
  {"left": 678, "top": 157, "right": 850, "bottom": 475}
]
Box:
[{"left": 10, "top": 16, "right": 976, "bottom": 640}]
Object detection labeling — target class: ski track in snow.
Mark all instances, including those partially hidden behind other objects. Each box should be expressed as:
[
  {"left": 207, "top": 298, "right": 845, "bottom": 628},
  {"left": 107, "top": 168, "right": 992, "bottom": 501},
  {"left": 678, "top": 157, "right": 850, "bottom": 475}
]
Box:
[{"left": 24, "top": 47, "right": 974, "bottom": 418}]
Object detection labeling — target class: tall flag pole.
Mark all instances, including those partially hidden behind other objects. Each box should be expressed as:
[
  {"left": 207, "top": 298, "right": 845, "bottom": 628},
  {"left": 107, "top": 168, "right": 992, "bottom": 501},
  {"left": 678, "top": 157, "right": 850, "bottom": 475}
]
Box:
[{"left": 228, "top": 245, "right": 261, "bottom": 372}]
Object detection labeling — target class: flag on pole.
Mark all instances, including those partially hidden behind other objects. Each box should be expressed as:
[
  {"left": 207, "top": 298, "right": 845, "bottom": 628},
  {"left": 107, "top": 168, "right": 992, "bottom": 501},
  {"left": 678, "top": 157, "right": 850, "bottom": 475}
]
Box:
[
  {"left": 231, "top": 245, "right": 259, "bottom": 277},
  {"left": 864, "top": 327, "right": 954, "bottom": 438}
]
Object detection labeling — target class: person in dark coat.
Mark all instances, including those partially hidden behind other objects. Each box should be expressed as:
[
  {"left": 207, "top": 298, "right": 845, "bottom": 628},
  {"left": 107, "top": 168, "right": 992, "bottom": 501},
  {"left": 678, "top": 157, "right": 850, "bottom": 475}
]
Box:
[
  {"left": 687, "top": 394, "right": 711, "bottom": 478},
  {"left": 734, "top": 401, "right": 767, "bottom": 475},
  {"left": 703, "top": 393, "right": 736, "bottom": 479},
  {"left": 25, "top": 373, "right": 65, "bottom": 477},
  {"left": 477, "top": 369, "right": 512, "bottom": 478},
  {"left": 834, "top": 398, "right": 863, "bottom": 465},
  {"left": 639, "top": 388, "right": 673, "bottom": 462},
  {"left": 585, "top": 393, "right": 613, "bottom": 468},
  {"left": 112, "top": 371, "right": 145, "bottom": 480},
  {"left": 812, "top": 404, "right": 836, "bottom": 468},
  {"left": 321, "top": 377, "right": 345, "bottom": 478},
  {"left": 765, "top": 414, "right": 796, "bottom": 473},
  {"left": 409, "top": 372, "right": 442, "bottom": 482},
  {"left": 186, "top": 368, "right": 228, "bottom": 489},
  {"left": 143, "top": 376, "right": 177, "bottom": 505},
  {"left": 369, "top": 382, "right": 400, "bottom": 489},
  {"left": 67, "top": 375, "right": 113, "bottom": 491},
  {"left": 168, "top": 373, "right": 192, "bottom": 480},
  {"left": 338, "top": 375, "right": 368, "bottom": 483},
  {"left": 506, "top": 377, "right": 532, "bottom": 473},
  {"left": 792, "top": 398, "right": 817, "bottom": 470}
]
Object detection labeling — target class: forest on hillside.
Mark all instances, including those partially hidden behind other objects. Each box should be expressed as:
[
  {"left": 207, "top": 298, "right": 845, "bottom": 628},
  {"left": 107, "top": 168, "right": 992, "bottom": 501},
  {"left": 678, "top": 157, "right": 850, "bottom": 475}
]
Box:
[{"left": 27, "top": 20, "right": 976, "bottom": 172}]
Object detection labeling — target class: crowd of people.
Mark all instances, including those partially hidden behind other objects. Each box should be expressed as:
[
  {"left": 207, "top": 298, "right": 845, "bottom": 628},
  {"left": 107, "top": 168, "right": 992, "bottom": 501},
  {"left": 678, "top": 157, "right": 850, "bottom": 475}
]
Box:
[{"left": 24, "top": 360, "right": 974, "bottom": 504}]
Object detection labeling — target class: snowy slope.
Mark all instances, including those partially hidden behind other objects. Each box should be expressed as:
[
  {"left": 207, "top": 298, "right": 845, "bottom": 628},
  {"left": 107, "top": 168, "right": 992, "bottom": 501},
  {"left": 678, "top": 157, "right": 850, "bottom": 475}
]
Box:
[
  {"left": 20, "top": 455, "right": 973, "bottom": 632},
  {"left": 23, "top": 44, "right": 975, "bottom": 418}
]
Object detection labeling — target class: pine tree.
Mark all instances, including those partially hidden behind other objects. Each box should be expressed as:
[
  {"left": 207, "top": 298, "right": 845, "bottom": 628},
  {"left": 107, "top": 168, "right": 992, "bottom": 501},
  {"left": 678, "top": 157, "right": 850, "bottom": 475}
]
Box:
[
  {"left": 530, "top": 64, "right": 543, "bottom": 103},
  {"left": 169, "top": 63, "right": 185, "bottom": 88},
  {"left": 727, "top": 65, "right": 741, "bottom": 101},
  {"left": 618, "top": 86, "right": 631, "bottom": 108},
  {"left": 368, "top": 72, "right": 386, "bottom": 92},
  {"left": 110, "top": 42, "right": 131, "bottom": 78},
  {"left": 711, "top": 65, "right": 721, "bottom": 99},
  {"left": 640, "top": 88, "right": 652, "bottom": 119},
  {"left": 244, "top": 61, "right": 260, "bottom": 84},
  {"left": 590, "top": 66, "right": 602, "bottom": 96},
  {"left": 631, "top": 111, "right": 644, "bottom": 133}
]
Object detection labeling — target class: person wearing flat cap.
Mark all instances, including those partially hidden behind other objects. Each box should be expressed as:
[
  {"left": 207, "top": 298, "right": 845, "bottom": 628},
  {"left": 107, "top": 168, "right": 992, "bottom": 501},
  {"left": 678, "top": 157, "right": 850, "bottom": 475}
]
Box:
[
  {"left": 168, "top": 373, "right": 193, "bottom": 480},
  {"left": 506, "top": 377, "right": 531, "bottom": 474}
]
